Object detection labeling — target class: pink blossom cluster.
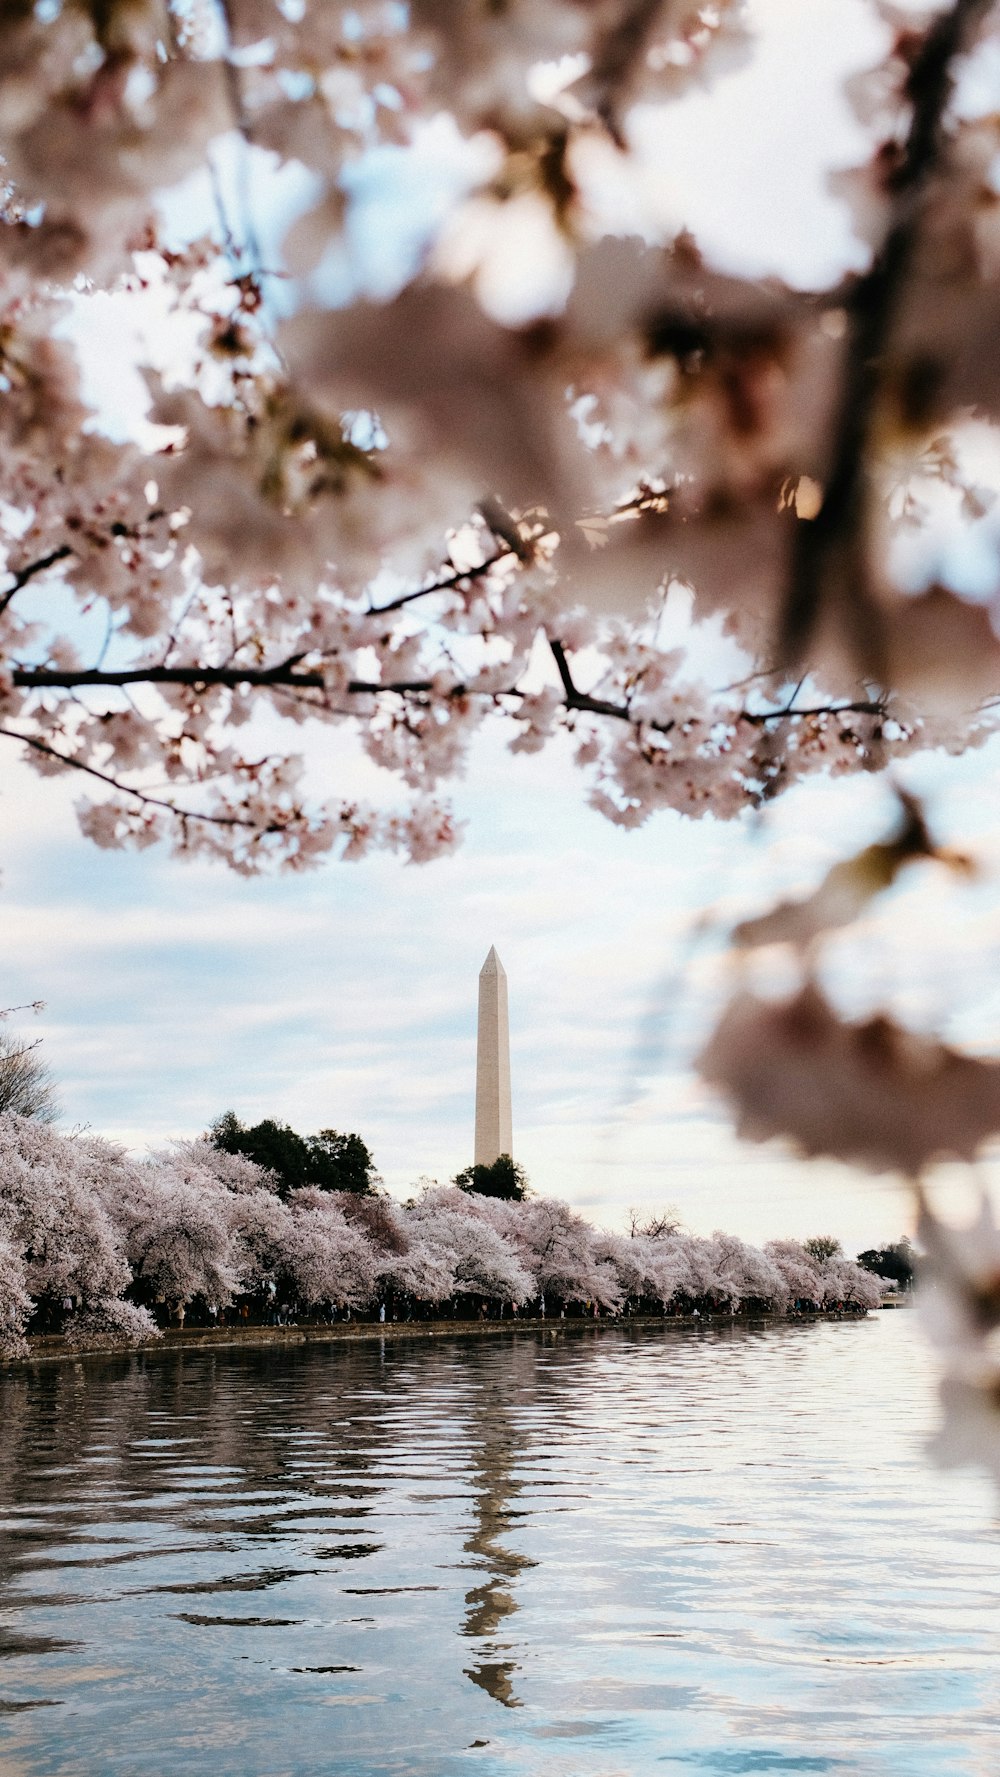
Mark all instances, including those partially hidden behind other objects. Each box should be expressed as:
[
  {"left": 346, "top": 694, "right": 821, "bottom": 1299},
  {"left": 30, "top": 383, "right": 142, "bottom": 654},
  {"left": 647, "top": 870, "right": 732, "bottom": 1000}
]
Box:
[
  {"left": 697, "top": 789, "right": 1000, "bottom": 1488},
  {"left": 0, "top": 1114, "right": 883, "bottom": 1358},
  {"left": 1, "top": 2, "right": 998, "bottom": 868}
]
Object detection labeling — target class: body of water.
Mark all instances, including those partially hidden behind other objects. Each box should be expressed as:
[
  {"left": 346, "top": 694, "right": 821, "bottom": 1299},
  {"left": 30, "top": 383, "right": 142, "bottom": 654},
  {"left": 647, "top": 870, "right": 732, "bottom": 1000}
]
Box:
[{"left": 1, "top": 1314, "right": 998, "bottom": 1776}]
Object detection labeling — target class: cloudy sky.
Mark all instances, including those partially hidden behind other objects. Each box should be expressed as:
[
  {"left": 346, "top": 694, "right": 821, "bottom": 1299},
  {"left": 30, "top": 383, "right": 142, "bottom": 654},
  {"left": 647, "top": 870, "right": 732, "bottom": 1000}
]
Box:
[
  {"left": 5, "top": 0, "right": 996, "bottom": 1252},
  {"left": 8, "top": 691, "right": 1000, "bottom": 1251}
]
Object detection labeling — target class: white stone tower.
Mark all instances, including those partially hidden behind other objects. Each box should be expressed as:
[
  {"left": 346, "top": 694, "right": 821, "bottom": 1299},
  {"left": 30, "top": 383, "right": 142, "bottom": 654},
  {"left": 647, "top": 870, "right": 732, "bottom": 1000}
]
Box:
[{"left": 475, "top": 946, "right": 513, "bottom": 1166}]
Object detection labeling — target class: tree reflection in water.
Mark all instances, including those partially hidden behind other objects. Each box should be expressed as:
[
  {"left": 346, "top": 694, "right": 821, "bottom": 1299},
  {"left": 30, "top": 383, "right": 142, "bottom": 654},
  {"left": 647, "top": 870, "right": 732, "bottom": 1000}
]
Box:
[{"left": 4, "top": 1321, "right": 1000, "bottom": 1777}]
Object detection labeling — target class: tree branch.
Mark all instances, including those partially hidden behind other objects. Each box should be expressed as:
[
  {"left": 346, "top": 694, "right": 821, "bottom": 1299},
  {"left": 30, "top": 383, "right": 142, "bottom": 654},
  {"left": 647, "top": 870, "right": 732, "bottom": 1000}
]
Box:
[
  {"left": 0, "top": 533, "right": 510, "bottom": 643},
  {"left": 10, "top": 651, "right": 893, "bottom": 737},
  {"left": 580, "top": 0, "right": 670, "bottom": 144},
  {"left": 10, "top": 663, "right": 438, "bottom": 695},
  {"left": 548, "top": 635, "right": 887, "bottom": 735},
  {"left": 215, "top": 0, "right": 266, "bottom": 278},
  {"left": 0, "top": 728, "right": 295, "bottom": 836},
  {"left": 0, "top": 546, "right": 73, "bottom": 618},
  {"left": 547, "top": 634, "right": 653, "bottom": 723},
  {"left": 781, "top": 0, "right": 995, "bottom": 667},
  {"left": 739, "top": 700, "right": 886, "bottom": 726},
  {"left": 367, "top": 548, "right": 514, "bottom": 616}
]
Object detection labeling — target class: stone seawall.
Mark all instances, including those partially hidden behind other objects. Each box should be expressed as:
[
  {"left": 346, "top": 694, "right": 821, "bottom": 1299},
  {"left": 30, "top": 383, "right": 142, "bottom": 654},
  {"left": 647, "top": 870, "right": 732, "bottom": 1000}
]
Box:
[{"left": 4, "top": 1306, "right": 893, "bottom": 1368}]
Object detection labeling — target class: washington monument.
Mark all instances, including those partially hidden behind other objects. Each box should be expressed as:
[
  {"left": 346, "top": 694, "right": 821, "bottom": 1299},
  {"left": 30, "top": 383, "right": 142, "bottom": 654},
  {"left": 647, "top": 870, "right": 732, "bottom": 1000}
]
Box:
[{"left": 475, "top": 946, "right": 513, "bottom": 1166}]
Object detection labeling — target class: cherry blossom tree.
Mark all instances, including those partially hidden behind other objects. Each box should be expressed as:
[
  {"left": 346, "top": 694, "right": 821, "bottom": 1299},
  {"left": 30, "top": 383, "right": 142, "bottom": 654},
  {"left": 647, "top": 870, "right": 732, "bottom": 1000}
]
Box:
[
  {"left": 3, "top": 0, "right": 1000, "bottom": 1469},
  {"left": 764, "top": 1239, "right": 826, "bottom": 1307},
  {"left": 627, "top": 1231, "right": 697, "bottom": 1308},
  {"left": 0, "top": 1116, "right": 131, "bottom": 1319},
  {"left": 0, "top": 1230, "right": 32, "bottom": 1359},
  {"left": 515, "top": 1197, "right": 621, "bottom": 1309},
  {"left": 341, "top": 1189, "right": 453, "bottom": 1305},
  {"left": 117, "top": 1154, "right": 239, "bottom": 1313},
  {"left": 403, "top": 1187, "right": 535, "bottom": 1305},
  {"left": 280, "top": 1186, "right": 378, "bottom": 1307},
  {"left": 170, "top": 1135, "right": 297, "bottom": 1299},
  {"left": 178, "top": 1136, "right": 282, "bottom": 1197},
  {"left": 0, "top": 1111, "right": 894, "bottom": 1352},
  {"left": 377, "top": 1230, "right": 455, "bottom": 1308},
  {"left": 592, "top": 1228, "right": 659, "bottom": 1303},
  {"left": 650, "top": 1233, "right": 716, "bottom": 1306},
  {"left": 707, "top": 1231, "right": 790, "bottom": 1312},
  {"left": 64, "top": 1297, "right": 160, "bottom": 1350},
  {"left": 818, "top": 1254, "right": 886, "bottom": 1312}
]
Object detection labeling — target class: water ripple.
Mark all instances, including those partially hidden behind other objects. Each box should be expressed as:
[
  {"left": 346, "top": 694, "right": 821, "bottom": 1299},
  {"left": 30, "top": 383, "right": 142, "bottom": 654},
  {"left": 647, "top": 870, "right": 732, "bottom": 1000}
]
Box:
[{"left": 1, "top": 1317, "right": 999, "bottom": 1776}]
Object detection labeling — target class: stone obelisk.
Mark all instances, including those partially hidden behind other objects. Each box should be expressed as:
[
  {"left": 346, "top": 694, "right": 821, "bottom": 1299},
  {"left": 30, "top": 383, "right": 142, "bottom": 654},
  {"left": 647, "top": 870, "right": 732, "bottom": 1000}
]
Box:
[{"left": 475, "top": 946, "right": 513, "bottom": 1166}]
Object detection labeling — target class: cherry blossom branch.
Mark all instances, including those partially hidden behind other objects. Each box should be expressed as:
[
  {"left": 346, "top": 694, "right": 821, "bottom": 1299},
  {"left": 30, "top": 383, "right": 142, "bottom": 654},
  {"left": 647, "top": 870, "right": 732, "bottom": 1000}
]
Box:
[
  {"left": 9, "top": 655, "right": 893, "bottom": 732},
  {"left": 10, "top": 664, "right": 436, "bottom": 695},
  {"left": 215, "top": 0, "right": 265, "bottom": 278},
  {"left": 548, "top": 635, "right": 658, "bottom": 724},
  {"left": 739, "top": 700, "right": 886, "bottom": 726},
  {"left": 0, "top": 535, "right": 511, "bottom": 632},
  {"left": 781, "top": 0, "right": 995, "bottom": 667},
  {"left": 0, "top": 546, "right": 73, "bottom": 618},
  {"left": 1, "top": 509, "right": 167, "bottom": 622},
  {"left": 367, "top": 548, "right": 514, "bottom": 616},
  {"left": 548, "top": 635, "right": 886, "bottom": 732},
  {"left": 0, "top": 727, "right": 294, "bottom": 836}
]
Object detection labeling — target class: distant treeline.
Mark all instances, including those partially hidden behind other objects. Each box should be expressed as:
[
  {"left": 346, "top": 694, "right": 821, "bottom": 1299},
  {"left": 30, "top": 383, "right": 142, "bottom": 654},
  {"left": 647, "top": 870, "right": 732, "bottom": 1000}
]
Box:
[{"left": 0, "top": 1114, "right": 886, "bottom": 1355}]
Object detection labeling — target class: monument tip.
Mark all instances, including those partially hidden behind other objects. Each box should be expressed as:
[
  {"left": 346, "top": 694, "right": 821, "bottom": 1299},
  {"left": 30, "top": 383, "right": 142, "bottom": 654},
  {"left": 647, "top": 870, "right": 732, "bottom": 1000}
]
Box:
[{"left": 480, "top": 945, "right": 505, "bottom": 976}]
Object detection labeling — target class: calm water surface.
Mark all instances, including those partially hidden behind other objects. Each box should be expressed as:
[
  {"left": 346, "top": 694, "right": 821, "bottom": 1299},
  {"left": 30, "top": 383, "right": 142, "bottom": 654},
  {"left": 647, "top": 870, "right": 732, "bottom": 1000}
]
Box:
[{"left": 1, "top": 1315, "right": 998, "bottom": 1776}]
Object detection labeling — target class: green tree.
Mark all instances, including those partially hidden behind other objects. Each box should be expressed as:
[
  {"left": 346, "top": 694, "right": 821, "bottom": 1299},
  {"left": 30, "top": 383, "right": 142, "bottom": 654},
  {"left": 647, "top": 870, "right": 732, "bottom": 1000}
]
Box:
[
  {"left": 209, "top": 1113, "right": 376, "bottom": 1198},
  {"left": 804, "top": 1236, "right": 843, "bottom": 1263},
  {"left": 308, "top": 1129, "right": 375, "bottom": 1195},
  {"left": 857, "top": 1240, "right": 916, "bottom": 1290},
  {"left": 453, "top": 1154, "right": 529, "bottom": 1202}
]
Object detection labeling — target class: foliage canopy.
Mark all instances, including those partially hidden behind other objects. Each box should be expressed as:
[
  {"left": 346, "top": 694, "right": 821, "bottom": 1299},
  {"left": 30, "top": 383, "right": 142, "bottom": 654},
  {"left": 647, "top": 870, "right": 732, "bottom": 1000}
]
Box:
[
  {"left": 454, "top": 1154, "right": 531, "bottom": 1202},
  {"left": 209, "top": 1113, "right": 377, "bottom": 1199}
]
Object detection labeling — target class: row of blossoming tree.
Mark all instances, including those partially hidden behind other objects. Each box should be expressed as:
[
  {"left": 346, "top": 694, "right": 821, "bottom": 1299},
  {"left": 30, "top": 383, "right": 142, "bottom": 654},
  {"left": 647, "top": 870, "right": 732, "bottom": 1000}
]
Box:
[
  {"left": 0, "top": 1113, "right": 883, "bottom": 1357},
  {"left": 3, "top": 2, "right": 1000, "bottom": 1474}
]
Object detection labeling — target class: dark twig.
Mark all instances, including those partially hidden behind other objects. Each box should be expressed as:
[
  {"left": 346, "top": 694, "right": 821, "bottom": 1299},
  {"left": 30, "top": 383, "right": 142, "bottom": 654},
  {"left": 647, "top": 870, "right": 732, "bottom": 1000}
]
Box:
[
  {"left": 548, "top": 634, "right": 883, "bottom": 733},
  {"left": 367, "top": 549, "right": 514, "bottom": 617},
  {"left": 0, "top": 546, "right": 73, "bottom": 618},
  {"left": 739, "top": 700, "right": 886, "bottom": 726},
  {"left": 548, "top": 634, "right": 654, "bottom": 724}
]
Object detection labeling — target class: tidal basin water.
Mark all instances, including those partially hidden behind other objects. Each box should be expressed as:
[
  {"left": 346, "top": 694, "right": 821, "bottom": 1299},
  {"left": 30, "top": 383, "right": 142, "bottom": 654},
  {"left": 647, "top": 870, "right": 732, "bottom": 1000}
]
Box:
[{"left": 2, "top": 1315, "right": 999, "bottom": 1777}]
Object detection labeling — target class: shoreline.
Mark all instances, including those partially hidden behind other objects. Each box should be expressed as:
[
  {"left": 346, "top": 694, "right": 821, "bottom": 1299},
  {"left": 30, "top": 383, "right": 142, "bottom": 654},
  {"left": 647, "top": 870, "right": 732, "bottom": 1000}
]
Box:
[{"left": 4, "top": 1301, "right": 906, "bottom": 1369}]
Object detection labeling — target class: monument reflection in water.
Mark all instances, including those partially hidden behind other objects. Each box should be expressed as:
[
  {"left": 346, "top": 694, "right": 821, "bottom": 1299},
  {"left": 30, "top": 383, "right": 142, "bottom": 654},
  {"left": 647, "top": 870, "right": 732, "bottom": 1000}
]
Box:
[
  {"left": 460, "top": 1358, "right": 534, "bottom": 1711},
  {"left": 2, "top": 1315, "right": 1000, "bottom": 1776}
]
